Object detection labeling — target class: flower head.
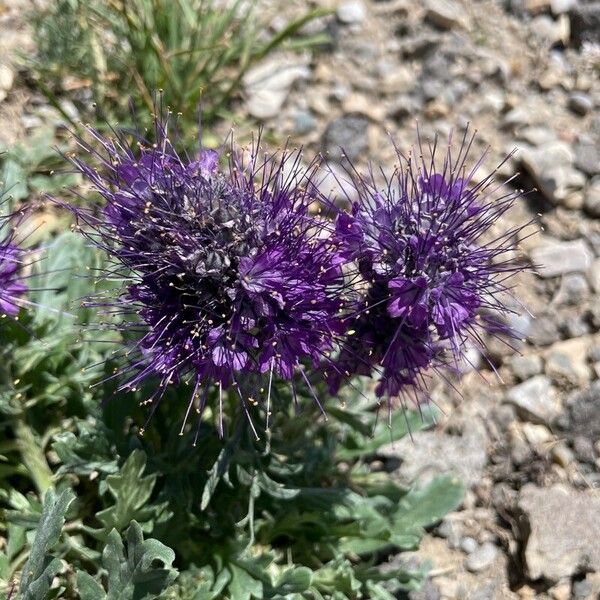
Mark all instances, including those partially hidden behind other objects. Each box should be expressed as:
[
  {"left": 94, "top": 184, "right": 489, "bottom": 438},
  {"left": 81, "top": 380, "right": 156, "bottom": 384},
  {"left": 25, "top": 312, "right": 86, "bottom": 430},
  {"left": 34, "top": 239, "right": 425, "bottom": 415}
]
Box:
[
  {"left": 67, "top": 119, "right": 348, "bottom": 435},
  {"left": 0, "top": 242, "right": 27, "bottom": 318},
  {"left": 331, "top": 131, "right": 527, "bottom": 398}
]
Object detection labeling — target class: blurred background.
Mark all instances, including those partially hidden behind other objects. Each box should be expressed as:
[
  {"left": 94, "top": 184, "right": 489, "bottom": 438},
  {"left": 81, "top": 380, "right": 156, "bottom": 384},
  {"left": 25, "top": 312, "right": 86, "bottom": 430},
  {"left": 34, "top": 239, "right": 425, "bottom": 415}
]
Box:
[{"left": 1, "top": 0, "right": 599, "bottom": 598}]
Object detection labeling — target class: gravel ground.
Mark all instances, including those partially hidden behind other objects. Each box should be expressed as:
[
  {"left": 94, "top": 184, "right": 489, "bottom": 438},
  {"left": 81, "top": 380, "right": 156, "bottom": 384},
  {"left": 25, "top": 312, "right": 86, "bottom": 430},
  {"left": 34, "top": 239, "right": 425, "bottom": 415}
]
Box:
[{"left": 3, "top": 0, "right": 600, "bottom": 597}]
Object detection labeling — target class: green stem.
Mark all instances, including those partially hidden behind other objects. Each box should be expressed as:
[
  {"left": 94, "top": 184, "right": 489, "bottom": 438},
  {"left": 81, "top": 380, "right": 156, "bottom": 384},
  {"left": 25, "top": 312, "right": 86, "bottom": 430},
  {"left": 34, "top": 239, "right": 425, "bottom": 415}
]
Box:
[{"left": 14, "top": 417, "right": 54, "bottom": 497}]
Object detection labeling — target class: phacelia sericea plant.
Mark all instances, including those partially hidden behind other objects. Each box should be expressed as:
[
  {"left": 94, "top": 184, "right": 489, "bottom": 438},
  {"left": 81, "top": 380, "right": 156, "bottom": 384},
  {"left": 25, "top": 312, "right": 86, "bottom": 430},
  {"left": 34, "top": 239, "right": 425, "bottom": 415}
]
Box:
[
  {"left": 64, "top": 115, "right": 527, "bottom": 439},
  {"left": 330, "top": 130, "right": 528, "bottom": 399},
  {"left": 65, "top": 119, "right": 351, "bottom": 438}
]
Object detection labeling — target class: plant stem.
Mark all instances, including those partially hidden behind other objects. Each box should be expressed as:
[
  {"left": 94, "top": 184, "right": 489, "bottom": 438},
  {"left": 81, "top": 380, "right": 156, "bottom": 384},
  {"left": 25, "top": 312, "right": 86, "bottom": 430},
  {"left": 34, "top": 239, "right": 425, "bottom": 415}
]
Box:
[{"left": 14, "top": 417, "right": 54, "bottom": 497}]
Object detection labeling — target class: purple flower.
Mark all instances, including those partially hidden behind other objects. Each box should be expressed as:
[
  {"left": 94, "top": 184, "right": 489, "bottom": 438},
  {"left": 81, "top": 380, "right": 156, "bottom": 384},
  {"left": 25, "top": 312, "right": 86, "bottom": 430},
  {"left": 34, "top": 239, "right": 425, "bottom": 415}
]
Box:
[
  {"left": 66, "top": 119, "right": 348, "bottom": 436},
  {"left": 0, "top": 243, "right": 26, "bottom": 318},
  {"left": 331, "top": 131, "right": 527, "bottom": 398}
]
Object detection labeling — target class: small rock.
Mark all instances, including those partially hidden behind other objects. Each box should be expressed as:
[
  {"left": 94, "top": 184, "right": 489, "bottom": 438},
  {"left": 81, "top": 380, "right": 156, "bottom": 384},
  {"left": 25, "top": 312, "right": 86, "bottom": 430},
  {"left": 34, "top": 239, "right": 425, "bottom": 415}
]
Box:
[
  {"left": 460, "top": 536, "right": 478, "bottom": 554},
  {"left": 568, "top": 92, "right": 594, "bottom": 116},
  {"left": 465, "top": 542, "right": 498, "bottom": 572},
  {"left": 322, "top": 113, "right": 369, "bottom": 163},
  {"left": 436, "top": 517, "right": 463, "bottom": 549},
  {"left": 530, "top": 238, "right": 594, "bottom": 278},
  {"left": 551, "top": 0, "right": 576, "bottom": 14},
  {"left": 528, "top": 316, "right": 560, "bottom": 347},
  {"left": 584, "top": 178, "right": 600, "bottom": 218},
  {"left": 243, "top": 57, "right": 310, "bottom": 120},
  {"left": 316, "top": 163, "right": 359, "bottom": 204},
  {"left": 522, "top": 422, "right": 552, "bottom": 448},
  {"left": 336, "top": 1, "right": 366, "bottom": 24},
  {"left": 521, "top": 142, "right": 586, "bottom": 206},
  {"left": 408, "top": 579, "right": 441, "bottom": 600},
  {"left": 518, "top": 484, "right": 600, "bottom": 581},
  {"left": 379, "top": 419, "right": 488, "bottom": 488},
  {"left": 558, "top": 381, "right": 600, "bottom": 440},
  {"left": 551, "top": 442, "right": 574, "bottom": 467},
  {"left": 387, "top": 94, "right": 422, "bottom": 122},
  {"left": 423, "top": 0, "right": 469, "bottom": 29},
  {"left": 573, "top": 436, "right": 596, "bottom": 463},
  {"left": 549, "top": 580, "right": 571, "bottom": 600},
  {"left": 510, "top": 354, "right": 543, "bottom": 381},
  {"left": 545, "top": 337, "right": 591, "bottom": 387},
  {"left": 531, "top": 14, "right": 564, "bottom": 44},
  {"left": 559, "top": 315, "right": 590, "bottom": 339},
  {"left": 0, "top": 64, "right": 13, "bottom": 95},
  {"left": 293, "top": 110, "right": 317, "bottom": 135},
  {"left": 587, "top": 256, "right": 600, "bottom": 292},
  {"left": 552, "top": 273, "right": 589, "bottom": 305},
  {"left": 506, "top": 375, "right": 560, "bottom": 425},
  {"left": 518, "top": 126, "right": 556, "bottom": 146},
  {"left": 573, "top": 573, "right": 600, "bottom": 599},
  {"left": 574, "top": 140, "right": 600, "bottom": 177},
  {"left": 570, "top": 2, "right": 600, "bottom": 46}
]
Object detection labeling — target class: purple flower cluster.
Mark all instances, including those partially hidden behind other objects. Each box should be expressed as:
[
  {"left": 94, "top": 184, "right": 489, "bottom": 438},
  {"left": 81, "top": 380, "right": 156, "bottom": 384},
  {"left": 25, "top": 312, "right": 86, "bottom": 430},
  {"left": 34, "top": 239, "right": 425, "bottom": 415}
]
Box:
[
  {"left": 67, "top": 118, "right": 525, "bottom": 433},
  {"left": 68, "top": 123, "right": 348, "bottom": 433},
  {"left": 331, "top": 133, "right": 526, "bottom": 397},
  {"left": 0, "top": 202, "right": 27, "bottom": 320},
  {"left": 0, "top": 243, "right": 26, "bottom": 318}
]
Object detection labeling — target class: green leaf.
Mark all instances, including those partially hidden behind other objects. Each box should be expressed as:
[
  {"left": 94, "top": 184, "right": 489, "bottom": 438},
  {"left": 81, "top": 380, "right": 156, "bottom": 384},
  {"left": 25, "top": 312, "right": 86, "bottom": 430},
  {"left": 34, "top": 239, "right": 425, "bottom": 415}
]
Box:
[
  {"left": 19, "top": 488, "right": 75, "bottom": 600},
  {"left": 392, "top": 475, "right": 464, "bottom": 548},
  {"left": 77, "top": 521, "right": 177, "bottom": 600},
  {"left": 336, "top": 409, "right": 435, "bottom": 460},
  {"left": 77, "top": 571, "right": 107, "bottom": 600},
  {"left": 95, "top": 450, "right": 166, "bottom": 537},
  {"left": 228, "top": 563, "right": 263, "bottom": 600}
]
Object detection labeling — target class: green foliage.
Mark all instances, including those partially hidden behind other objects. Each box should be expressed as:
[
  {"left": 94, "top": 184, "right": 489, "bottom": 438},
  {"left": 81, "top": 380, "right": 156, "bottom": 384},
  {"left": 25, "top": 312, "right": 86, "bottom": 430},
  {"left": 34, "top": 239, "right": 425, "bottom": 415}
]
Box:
[
  {"left": 18, "top": 488, "right": 75, "bottom": 600},
  {"left": 0, "top": 226, "right": 464, "bottom": 599},
  {"left": 28, "top": 0, "right": 328, "bottom": 132},
  {"left": 0, "top": 127, "right": 79, "bottom": 211},
  {"left": 76, "top": 522, "right": 178, "bottom": 600}
]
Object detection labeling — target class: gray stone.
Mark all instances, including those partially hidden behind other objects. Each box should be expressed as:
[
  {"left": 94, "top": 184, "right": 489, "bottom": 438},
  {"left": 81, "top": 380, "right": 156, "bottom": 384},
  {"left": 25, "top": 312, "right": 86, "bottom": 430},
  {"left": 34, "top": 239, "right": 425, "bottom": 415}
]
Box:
[
  {"left": 424, "top": 0, "right": 469, "bottom": 29},
  {"left": 518, "top": 126, "right": 556, "bottom": 146},
  {"left": 519, "top": 484, "right": 600, "bottom": 581},
  {"left": 551, "top": 0, "right": 577, "bottom": 14},
  {"left": 528, "top": 316, "right": 560, "bottom": 347},
  {"left": 521, "top": 142, "right": 586, "bottom": 206},
  {"left": 336, "top": 1, "right": 366, "bottom": 24},
  {"left": 465, "top": 542, "right": 498, "bottom": 573},
  {"left": 379, "top": 419, "right": 488, "bottom": 488},
  {"left": 568, "top": 92, "right": 594, "bottom": 116},
  {"left": 560, "top": 381, "right": 600, "bottom": 440},
  {"left": 570, "top": 2, "right": 600, "bottom": 46},
  {"left": 510, "top": 354, "right": 543, "bottom": 381},
  {"left": 408, "top": 579, "right": 441, "bottom": 600},
  {"left": 243, "top": 57, "right": 310, "bottom": 120},
  {"left": 573, "top": 436, "right": 596, "bottom": 463},
  {"left": 293, "top": 110, "right": 317, "bottom": 135},
  {"left": 436, "top": 518, "right": 463, "bottom": 549},
  {"left": 503, "top": 105, "right": 533, "bottom": 128},
  {"left": 506, "top": 375, "right": 560, "bottom": 425},
  {"left": 573, "top": 573, "right": 600, "bottom": 600},
  {"left": 552, "top": 273, "right": 589, "bottom": 306},
  {"left": 388, "top": 94, "right": 423, "bottom": 122},
  {"left": 0, "top": 64, "right": 14, "bottom": 100},
  {"left": 316, "top": 163, "right": 359, "bottom": 204},
  {"left": 587, "top": 256, "right": 600, "bottom": 293},
  {"left": 560, "top": 315, "right": 591, "bottom": 339},
  {"left": 322, "top": 114, "right": 369, "bottom": 163},
  {"left": 530, "top": 238, "right": 594, "bottom": 278},
  {"left": 575, "top": 141, "right": 600, "bottom": 177},
  {"left": 584, "top": 179, "right": 600, "bottom": 218},
  {"left": 545, "top": 337, "right": 591, "bottom": 387},
  {"left": 460, "top": 536, "right": 478, "bottom": 554}
]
